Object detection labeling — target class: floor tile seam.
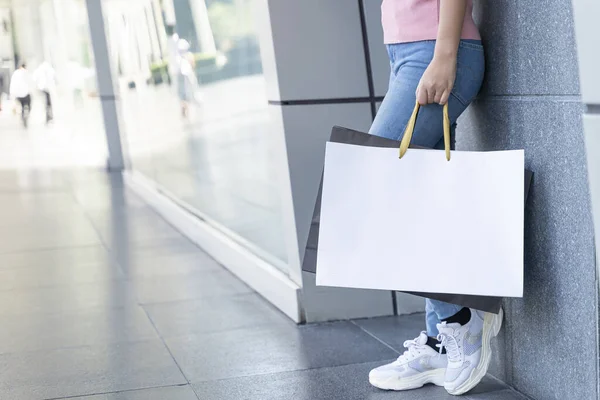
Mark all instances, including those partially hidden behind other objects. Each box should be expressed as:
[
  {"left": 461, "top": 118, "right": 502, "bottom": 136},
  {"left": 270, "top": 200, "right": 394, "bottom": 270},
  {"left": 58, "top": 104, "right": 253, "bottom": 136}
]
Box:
[
  {"left": 0, "top": 299, "right": 141, "bottom": 320},
  {"left": 0, "top": 242, "right": 106, "bottom": 256},
  {"left": 123, "top": 265, "right": 250, "bottom": 282},
  {"left": 463, "top": 389, "right": 526, "bottom": 400},
  {"left": 0, "top": 241, "right": 105, "bottom": 257},
  {"left": 0, "top": 243, "right": 108, "bottom": 259},
  {"left": 134, "top": 288, "right": 255, "bottom": 307},
  {"left": 349, "top": 320, "right": 402, "bottom": 355},
  {"left": 189, "top": 384, "right": 203, "bottom": 400},
  {"left": 40, "top": 383, "right": 192, "bottom": 400},
  {"left": 104, "top": 234, "right": 208, "bottom": 255},
  {"left": 0, "top": 188, "right": 71, "bottom": 194},
  {"left": 188, "top": 359, "right": 399, "bottom": 386},
  {"left": 0, "top": 335, "right": 166, "bottom": 358},
  {"left": 95, "top": 233, "right": 188, "bottom": 248},
  {"left": 0, "top": 275, "right": 131, "bottom": 295},
  {"left": 150, "top": 309, "right": 392, "bottom": 340},
  {"left": 0, "top": 276, "right": 127, "bottom": 294},
  {"left": 147, "top": 318, "right": 296, "bottom": 342},
  {"left": 0, "top": 259, "right": 117, "bottom": 273},
  {"left": 119, "top": 266, "right": 226, "bottom": 280},
  {"left": 139, "top": 291, "right": 265, "bottom": 310},
  {"left": 0, "top": 306, "right": 140, "bottom": 319},
  {"left": 140, "top": 305, "right": 192, "bottom": 385},
  {"left": 69, "top": 188, "right": 130, "bottom": 276},
  {"left": 0, "top": 303, "right": 144, "bottom": 320},
  {"left": 112, "top": 250, "right": 217, "bottom": 262},
  {"left": 109, "top": 249, "right": 213, "bottom": 271},
  {"left": 120, "top": 257, "right": 222, "bottom": 268}
]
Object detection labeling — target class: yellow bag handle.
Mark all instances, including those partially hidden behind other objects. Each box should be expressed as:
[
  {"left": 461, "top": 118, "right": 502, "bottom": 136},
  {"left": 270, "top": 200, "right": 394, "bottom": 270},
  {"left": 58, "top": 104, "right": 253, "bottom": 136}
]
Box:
[{"left": 399, "top": 101, "right": 451, "bottom": 161}]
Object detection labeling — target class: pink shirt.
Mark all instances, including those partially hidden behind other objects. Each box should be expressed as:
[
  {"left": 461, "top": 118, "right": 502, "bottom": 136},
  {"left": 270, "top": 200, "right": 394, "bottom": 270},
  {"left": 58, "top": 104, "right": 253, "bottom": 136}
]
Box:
[{"left": 381, "top": 0, "right": 480, "bottom": 44}]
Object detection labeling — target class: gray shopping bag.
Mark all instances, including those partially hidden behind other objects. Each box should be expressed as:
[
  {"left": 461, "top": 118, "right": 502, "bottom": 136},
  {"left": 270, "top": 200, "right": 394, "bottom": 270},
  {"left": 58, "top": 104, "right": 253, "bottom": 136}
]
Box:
[{"left": 302, "top": 125, "right": 533, "bottom": 314}]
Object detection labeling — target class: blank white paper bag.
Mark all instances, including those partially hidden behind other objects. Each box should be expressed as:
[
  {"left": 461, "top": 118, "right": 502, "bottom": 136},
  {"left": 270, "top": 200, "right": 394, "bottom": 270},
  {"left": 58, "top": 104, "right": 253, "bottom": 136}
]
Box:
[{"left": 316, "top": 143, "right": 524, "bottom": 298}]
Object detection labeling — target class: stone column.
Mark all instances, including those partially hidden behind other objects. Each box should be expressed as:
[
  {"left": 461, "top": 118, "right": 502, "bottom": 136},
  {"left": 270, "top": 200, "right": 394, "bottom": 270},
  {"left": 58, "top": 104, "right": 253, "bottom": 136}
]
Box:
[{"left": 457, "top": 1, "right": 597, "bottom": 399}]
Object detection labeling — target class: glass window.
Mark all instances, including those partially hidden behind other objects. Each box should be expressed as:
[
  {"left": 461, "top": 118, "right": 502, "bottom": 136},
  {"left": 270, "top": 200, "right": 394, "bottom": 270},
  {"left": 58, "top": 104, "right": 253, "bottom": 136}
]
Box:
[{"left": 109, "top": 0, "right": 289, "bottom": 270}]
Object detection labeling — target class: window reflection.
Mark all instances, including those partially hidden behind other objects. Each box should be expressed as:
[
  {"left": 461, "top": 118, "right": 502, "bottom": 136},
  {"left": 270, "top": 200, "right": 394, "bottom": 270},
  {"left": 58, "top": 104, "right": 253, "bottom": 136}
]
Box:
[{"left": 106, "top": 0, "right": 288, "bottom": 269}]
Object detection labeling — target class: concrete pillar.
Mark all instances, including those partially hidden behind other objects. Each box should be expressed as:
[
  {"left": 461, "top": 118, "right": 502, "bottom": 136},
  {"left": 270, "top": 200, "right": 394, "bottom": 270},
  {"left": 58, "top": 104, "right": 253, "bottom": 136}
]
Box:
[
  {"left": 457, "top": 1, "right": 598, "bottom": 399},
  {"left": 86, "top": 0, "right": 126, "bottom": 170},
  {"left": 571, "top": 1, "right": 600, "bottom": 395}
]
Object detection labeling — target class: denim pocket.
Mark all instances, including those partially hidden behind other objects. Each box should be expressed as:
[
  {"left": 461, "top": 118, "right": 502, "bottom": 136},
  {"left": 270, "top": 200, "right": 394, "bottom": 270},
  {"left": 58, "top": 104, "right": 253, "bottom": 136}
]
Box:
[{"left": 458, "top": 40, "right": 484, "bottom": 52}]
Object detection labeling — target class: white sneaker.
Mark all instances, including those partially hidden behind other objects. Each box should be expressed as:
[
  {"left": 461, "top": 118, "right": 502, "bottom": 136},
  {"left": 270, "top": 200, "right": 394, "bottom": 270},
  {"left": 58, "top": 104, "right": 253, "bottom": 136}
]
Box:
[
  {"left": 437, "top": 308, "right": 504, "bottom": 396},
  {"left": 369, "top": 331, "right": 447, "bottom": 391}
]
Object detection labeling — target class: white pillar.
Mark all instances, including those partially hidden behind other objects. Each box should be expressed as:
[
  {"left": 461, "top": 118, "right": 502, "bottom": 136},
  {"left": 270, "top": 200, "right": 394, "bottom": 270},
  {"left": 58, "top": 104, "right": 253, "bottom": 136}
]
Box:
[
  {"left": 162, "top": 0, "right": 176, "bottom": 26},
  {"left": 189, "top": 0, "right": 216, "bottom": 54},
  {"left": 85, "top": 0, "right": 126, "bottom": 170},
  {"left": 150, "top": 0, "right": 168, "bottom": 58}
]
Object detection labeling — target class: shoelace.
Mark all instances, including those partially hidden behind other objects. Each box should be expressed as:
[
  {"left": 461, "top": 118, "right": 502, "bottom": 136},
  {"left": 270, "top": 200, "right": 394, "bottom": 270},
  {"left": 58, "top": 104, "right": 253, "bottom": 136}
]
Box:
[
  {"left": 437, "top": 327, "right": 461, "bottom": 363},
  {"left": 396, "top": 337, "right": 423, "bottom": 362}
]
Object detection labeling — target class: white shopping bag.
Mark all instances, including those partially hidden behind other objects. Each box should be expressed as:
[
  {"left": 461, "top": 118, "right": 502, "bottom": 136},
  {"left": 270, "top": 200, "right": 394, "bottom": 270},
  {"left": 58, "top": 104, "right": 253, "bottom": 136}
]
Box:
[{"left": 316, "top": 103, "right": 524, "bottom": 298}]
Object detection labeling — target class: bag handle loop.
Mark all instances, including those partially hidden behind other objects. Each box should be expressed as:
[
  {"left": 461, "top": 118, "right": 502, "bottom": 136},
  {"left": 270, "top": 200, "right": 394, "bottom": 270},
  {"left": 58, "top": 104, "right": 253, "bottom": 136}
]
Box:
[{"left": 399, "top": 101, "right": 451, "bottom": 161}]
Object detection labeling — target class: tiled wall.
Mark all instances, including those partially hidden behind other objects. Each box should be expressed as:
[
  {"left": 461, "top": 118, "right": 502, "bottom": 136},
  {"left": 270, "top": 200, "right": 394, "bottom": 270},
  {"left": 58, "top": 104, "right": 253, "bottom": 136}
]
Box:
[{"left": 257, "top": 0, "right": 428, "bottom": 322}]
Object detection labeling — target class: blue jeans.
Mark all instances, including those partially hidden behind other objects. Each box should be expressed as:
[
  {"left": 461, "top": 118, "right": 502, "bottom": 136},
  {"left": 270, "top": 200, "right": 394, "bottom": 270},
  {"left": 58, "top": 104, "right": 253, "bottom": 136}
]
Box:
[{"left": 369, "top": 40, "right": 485, "bottom": 336}]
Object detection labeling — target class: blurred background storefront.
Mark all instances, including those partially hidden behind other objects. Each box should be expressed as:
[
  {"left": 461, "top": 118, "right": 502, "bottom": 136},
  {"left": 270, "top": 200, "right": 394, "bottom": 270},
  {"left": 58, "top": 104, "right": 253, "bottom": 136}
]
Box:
[
  {"left": 103, "top": 0, "right": 289, "bottom": 270},
  {"left": 0, "top": 0, "right": 404, "bottom": 323},
  {"left": 0, "top": 0, "right": 106, "bottom": 167}
]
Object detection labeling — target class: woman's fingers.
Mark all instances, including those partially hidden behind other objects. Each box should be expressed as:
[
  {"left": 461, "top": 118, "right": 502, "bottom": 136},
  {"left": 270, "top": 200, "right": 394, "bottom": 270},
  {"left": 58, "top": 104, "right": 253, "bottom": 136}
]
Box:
[
  {"left": 416, "top": 84, "right": 429, "bottom": 105},
  {"left": 417, "top": 82, "right": 451, "bottom": 105},
  {"left": 427, "top": 88, "right": 435, "bottom": 104},
  {"left": 439, "top": 89, "right": 450, "bottom": 105}
]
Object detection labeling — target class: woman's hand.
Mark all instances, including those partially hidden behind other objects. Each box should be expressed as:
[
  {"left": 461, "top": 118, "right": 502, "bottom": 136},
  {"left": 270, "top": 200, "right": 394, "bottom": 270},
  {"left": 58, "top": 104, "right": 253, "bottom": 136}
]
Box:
[{"left": 416, "top": 55, "right": 457, "bottom": 105}]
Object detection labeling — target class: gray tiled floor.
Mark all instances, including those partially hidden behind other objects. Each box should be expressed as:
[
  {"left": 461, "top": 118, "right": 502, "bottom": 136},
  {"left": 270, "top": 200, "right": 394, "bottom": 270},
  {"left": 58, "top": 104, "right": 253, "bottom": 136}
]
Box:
[{"left": 0, "top": 168, "right": 526, "bottom": 399}]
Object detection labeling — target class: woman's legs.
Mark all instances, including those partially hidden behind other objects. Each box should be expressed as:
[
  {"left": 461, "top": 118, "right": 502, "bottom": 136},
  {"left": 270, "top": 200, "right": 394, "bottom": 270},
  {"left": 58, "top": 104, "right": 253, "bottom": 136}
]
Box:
[
  {"left": 369, "top": 41, "right": 482, "bottom": 338},
  {"left": 368, "top": 40, "right": 486, "bottom": 392}
]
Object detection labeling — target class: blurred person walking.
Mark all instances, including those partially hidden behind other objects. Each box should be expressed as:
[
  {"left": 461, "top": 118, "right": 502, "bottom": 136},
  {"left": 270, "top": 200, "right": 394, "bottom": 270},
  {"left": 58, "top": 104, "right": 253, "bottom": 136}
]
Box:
[
  {"left": 175, "top": 38, "right": 197, "bottom": 118},
  {"left": 10, "top": 63, "right": 32, "bottom": 128},
  {"left": 33, "top": 61, "right": 56, "bottom": 123},
  {"left": 33, "top": 61, "right": 56, "bottom": 124}
]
